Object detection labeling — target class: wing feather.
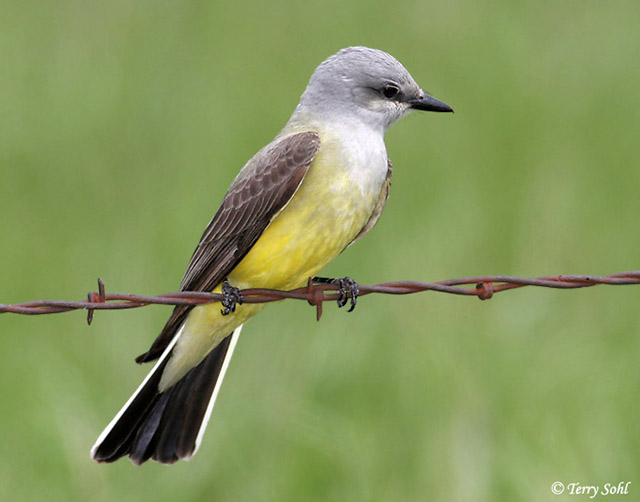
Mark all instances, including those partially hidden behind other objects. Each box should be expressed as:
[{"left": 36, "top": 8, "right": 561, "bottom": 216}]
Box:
[{"left": 136, "top": 131, "right": 320, "bottom": 363}]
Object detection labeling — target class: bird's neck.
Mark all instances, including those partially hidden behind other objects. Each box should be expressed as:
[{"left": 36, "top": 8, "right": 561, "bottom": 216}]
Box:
[{"left": 282, "top": 105, "right": 387, "bottom": 139}]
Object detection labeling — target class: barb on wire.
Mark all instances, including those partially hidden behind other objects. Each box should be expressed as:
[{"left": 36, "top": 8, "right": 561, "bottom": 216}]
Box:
[{"left": 1, "top": 271, "right": 639, "bottom": 324}]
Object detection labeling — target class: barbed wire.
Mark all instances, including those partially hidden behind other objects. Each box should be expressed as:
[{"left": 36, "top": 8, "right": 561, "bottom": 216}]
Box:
[{"left": 1, "top": 270, "right": 638, "bottom": 324}]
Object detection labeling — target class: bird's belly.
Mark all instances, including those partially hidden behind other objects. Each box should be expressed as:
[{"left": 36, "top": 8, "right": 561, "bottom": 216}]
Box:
[{"left": 228, "top": 152, "right": 384, "bottom": 290}]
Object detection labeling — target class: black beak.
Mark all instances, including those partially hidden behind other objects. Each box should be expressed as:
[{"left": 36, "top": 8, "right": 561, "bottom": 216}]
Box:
[{"left": 409, "top": 93, "right": 453, "bottom": 113}]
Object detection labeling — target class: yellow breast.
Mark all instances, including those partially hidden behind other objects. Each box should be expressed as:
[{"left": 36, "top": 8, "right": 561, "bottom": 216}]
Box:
[{"left": 228, "top": 130, "right": 384, "bottom": 290}]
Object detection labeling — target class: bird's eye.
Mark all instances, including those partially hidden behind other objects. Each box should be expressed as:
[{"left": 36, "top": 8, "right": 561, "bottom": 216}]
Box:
[{"left": 381, "top": 85, "right": 400, "bottom": 99}]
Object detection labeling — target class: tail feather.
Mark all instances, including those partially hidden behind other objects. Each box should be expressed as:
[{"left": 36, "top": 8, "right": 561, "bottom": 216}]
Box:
[
  {"left": 129, "top": 389, "right": 173, "bottom": 465},
  {"left": 91, "top": 326, "right": 242, "bottom": 465},
  {"left": 150, "top": 372, "right": 193, "bottom": 464}
]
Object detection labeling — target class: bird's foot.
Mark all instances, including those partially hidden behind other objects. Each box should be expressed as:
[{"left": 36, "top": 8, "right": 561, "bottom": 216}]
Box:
[
  {"left": 312, "top": 276, "right": 360, "bottom": 312},
  {"left": 221, "top": 279, "right": 243, "bottom": 315}
]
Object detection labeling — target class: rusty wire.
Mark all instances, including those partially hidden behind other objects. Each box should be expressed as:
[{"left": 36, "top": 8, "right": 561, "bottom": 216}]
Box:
[{"left": 1, "top": 270, "right": 639, "bottom": 324}]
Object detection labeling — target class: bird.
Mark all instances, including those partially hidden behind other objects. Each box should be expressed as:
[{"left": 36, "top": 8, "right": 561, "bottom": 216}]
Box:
[{"left": 91, "top": 46, "right": 453, "bottom": 465}]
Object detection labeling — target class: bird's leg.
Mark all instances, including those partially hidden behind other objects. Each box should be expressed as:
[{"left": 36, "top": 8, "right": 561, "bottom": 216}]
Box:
[
  {"left": 312, "top": 276, "right": 360, "bottom": 312},
  {"left": 221, "top": 279, "right": 243, "bottom": 315}
]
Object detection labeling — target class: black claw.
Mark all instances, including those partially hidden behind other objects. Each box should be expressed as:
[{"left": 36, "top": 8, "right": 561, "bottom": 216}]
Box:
[
  {"left": 221, "top": 279, "right": 243, "bottom": 315},
  {"left": 337, "top": 277, "right": 359, "bottom": 312},
  {"left": 345, "top": 279, "right": 359, "bottom": 312},
  {"left": 336, "top": 278, "right": 349, "bottom": 308},
  {"left": 313, "top": 276, "right": 359, "bottom": 312}
]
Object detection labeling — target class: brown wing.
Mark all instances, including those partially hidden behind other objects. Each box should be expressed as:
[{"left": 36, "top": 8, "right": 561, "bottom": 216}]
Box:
[
  {"left": 136, "top": 131, "right": 321, "bottom": 363},
  {"left": 347, "top": 158, "right": 393, "bottom": 248}
]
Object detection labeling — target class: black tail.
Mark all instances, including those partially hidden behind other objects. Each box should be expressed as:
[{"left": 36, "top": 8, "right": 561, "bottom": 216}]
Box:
[{"left": 91, "top": 330, "right": 239, "bottom": 465}]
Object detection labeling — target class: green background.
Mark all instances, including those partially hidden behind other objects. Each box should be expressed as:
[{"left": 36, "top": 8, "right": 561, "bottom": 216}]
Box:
[{"left": 1, "top": 1, "right": 639, "bottom": 500}]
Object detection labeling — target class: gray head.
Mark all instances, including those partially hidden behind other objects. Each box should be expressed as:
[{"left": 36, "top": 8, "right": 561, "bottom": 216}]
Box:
[{"left": 294, "top": 47, "right": 452, "bottom": 133}]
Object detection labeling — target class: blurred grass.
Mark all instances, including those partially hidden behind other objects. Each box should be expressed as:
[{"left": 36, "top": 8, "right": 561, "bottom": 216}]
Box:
[{"left": 1, "top": 0, "right": 639, "bottom": 500}]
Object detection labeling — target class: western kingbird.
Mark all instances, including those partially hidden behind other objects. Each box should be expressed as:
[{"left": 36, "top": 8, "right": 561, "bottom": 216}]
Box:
[{"left": 91, "top": 46, "right": 453, "bottom": 465}]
